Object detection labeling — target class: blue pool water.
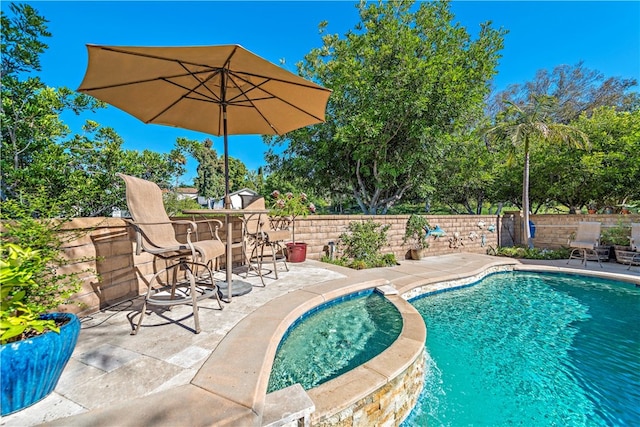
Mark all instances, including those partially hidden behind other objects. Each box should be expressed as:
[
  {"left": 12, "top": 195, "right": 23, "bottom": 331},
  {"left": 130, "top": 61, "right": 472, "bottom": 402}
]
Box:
[
  {"left": 404, "top": 272, "right": 640, "bottom": 427},
  {"left": 267, "top": 290, "right": 402, "bottom": 393}
]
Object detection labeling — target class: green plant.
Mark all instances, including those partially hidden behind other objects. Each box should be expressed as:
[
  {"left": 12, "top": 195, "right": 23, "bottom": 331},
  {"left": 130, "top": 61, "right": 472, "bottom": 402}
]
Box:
[
  {"left": 338, "top": 220, "right": 391, "bottom": 267},
  {"left": 270, "top": 190, "right": 316, "bottom": 244},
  {"left": 493, "top": 246, "right": 570, "bottom": 260},
  {"left": 0, "top": 200, "right": 86, "bottom": 344},
  {"left": 403, "top": 214, "right": 431, "bottom": 249},
  {"left": 601, "top": 222, "right": 631, "bottom": 246},
  {"left": 0, "top": 244, "right": 62, "bottom": 344}
]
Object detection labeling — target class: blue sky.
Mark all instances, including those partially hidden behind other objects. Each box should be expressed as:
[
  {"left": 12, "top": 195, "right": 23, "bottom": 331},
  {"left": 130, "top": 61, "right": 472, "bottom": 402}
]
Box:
[{"left": 20, "top": 1, "right": 640, "bottom": 184}]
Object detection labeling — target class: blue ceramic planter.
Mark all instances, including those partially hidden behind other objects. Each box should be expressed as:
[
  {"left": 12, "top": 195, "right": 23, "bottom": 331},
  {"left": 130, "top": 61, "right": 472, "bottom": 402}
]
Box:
[{"left": 0, "top": 313, "right": 80, "bottom": 416}]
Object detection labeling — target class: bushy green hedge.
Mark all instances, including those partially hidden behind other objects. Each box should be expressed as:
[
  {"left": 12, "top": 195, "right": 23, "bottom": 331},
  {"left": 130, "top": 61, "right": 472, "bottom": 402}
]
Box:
[{"left": 493, "top": 246, "right": 571, "bottom": 260}]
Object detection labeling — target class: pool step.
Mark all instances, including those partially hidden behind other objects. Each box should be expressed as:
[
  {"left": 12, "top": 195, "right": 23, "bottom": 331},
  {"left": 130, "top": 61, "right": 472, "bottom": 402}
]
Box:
[{"left": 262, "top": 383, "right": 315, "bottom": 427}]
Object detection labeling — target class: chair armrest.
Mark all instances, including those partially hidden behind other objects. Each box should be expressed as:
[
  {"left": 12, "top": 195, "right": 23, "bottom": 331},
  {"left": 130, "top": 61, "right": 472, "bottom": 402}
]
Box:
[
  {"left": 269, "top": 215, "right": 292, "bottom": 231},
  {"left": 122, "top": 218, "right": 200, "bottom": 255},
  {"left": 192, "top": 218, "right": 224, "bottom": 242}
]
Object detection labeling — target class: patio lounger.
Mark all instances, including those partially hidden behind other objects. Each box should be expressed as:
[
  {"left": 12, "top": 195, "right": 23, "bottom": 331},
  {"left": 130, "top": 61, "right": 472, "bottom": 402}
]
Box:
[
  {"left": 629, "top": 222, "right": 640, "bottom": 270},
  {"left": 567, "top": 221, "right": 604, "bottom": 268}
]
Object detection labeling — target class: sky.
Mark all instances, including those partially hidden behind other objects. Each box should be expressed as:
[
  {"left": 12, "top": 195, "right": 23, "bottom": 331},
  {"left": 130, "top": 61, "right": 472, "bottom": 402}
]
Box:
[{"left": 15, "top": 1, "right": 640, "bottom": 184}]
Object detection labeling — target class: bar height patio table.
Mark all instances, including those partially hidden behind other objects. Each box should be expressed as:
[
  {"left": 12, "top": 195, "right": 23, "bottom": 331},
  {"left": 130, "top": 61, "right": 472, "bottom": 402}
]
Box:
[{"left": 183, "top": 208, "right": 269, "bottom": 302}]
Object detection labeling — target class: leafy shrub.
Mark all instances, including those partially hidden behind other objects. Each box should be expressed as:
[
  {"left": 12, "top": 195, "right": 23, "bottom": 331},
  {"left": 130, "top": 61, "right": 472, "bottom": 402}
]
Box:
[
  {"left": 601, "top": 222, "right": 631, "bottom": 246},
  {"left": 493, "top": 246, "right": 570, "bottom": 260},
  {"left": 321, "top": 220, "right": 397, "bottom": 269},
  {"left": 1, "top": 244, "right": 62, "bottom": 343},
  {"left": 0, "top": 199, "right": 88, "bottom": 343}
]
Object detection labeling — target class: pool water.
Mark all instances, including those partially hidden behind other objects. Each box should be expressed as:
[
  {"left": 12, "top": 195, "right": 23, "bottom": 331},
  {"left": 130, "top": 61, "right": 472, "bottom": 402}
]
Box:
[
  {"left": 404, "top": 272, "right": 640, "bottom": 426},
  {"left": 267, "top": 290, "right": 402, "bottom": 393}
]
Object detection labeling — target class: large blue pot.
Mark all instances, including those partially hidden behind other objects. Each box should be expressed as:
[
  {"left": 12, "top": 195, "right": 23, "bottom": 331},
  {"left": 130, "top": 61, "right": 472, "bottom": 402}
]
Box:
[{"left": 0, "top": 313, "right": 80, "bottom": 416}]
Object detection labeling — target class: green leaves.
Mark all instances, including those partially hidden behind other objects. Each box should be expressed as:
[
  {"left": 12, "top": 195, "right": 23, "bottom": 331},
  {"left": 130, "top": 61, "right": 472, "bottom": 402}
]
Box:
[
  {"left": 268, "top": 0, "right": 505, "bottom": 213},
  {"left": 0, "top": 244, "right": 61, "bottom": 344}
]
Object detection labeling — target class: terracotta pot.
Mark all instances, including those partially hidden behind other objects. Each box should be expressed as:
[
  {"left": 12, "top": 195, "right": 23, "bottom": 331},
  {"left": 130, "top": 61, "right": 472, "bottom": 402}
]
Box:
[
  {"left": 286, "top": 242, "right": 307, "bottom": 263},
  {"left": 409, "top": 248, "right": 424, "bottom": 260}
]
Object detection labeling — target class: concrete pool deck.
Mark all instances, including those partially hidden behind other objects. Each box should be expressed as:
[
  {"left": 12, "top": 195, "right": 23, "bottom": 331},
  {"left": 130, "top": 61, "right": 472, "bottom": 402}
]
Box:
[{"left": 1, "top": 254, "right": 638, "bottom": 426}]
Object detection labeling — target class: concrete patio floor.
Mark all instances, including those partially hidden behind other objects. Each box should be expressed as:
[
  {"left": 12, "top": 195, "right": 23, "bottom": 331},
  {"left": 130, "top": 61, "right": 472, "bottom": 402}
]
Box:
[{"left": 1, "top": 254, "right": 638, "bottom": 426}]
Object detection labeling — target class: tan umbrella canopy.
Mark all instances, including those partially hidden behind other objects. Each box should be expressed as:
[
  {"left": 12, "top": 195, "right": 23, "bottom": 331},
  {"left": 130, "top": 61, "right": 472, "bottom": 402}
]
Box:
[{"left": 78, "top": 44, "right": 331, "bottom": 298}]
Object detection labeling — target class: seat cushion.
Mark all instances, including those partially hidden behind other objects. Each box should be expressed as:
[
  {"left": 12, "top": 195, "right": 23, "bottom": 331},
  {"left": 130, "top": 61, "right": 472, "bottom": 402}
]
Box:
[
  {"left": 569, "top": 240, "right": 596, "bottom": 250},
  {"left": 193, "top": 239, "right": 225, "bottom": 262},
  {"left": 265, "top": 230, "right": 291, "bottom": 242}
]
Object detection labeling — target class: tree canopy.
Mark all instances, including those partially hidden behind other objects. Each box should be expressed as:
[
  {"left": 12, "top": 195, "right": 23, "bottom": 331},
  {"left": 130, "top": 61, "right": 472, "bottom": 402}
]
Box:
[{"left": 266, "top": 0, "right": 506, "bottom": 214}]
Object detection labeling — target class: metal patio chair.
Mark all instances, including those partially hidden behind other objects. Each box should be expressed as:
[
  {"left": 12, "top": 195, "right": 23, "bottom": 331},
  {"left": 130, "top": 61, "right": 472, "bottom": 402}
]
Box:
[
  {"left": 242, "top": 197, "right": 290, "bottom": 286},
  {"left": 567, "top": 221, "right": 604, "bottom": 268},
  {"left": 628, "top": 223, "right": 640, "bottom": 270},
  {"left": 118, "top": 173, "right": 224, "bottom": 335}
]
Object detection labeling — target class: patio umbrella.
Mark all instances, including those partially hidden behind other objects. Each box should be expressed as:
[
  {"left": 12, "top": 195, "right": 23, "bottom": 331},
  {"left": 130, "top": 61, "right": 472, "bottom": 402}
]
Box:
[{"left": 78, "top": 44, "right": 331, "bottom": 299}]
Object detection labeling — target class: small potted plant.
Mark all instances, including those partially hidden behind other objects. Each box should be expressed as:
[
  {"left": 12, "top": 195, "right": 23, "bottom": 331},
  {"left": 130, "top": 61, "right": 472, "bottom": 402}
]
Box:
[
  {"left": 403, "top": 214, "right": 430, "bottom": 260},
  {"left": 0, "top": 242, "right": 82, "bottom": 415},
  {"left": 270, "top": 190, "right": 316, "bottom": 263}
]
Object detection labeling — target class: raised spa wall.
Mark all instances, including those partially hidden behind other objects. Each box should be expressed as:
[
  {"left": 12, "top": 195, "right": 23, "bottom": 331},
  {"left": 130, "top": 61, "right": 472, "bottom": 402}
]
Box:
[
  {"left": 303, "top": 264, "right": 518, "bottom": 427},
  {"left": 306, "top": 290, "right": 427, "bottom": 426}
]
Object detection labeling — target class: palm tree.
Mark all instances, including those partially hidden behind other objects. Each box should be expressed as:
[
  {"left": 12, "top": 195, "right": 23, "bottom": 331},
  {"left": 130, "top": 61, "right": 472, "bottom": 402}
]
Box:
[{"left": 485, "top": 95, "right": 589, "bottom": 247}]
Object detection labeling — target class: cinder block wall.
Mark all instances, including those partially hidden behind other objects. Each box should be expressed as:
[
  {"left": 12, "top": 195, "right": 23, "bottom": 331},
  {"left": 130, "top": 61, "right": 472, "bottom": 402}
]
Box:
[
  {"left": 507, "top": 213, "right": 640, "bottom": 248},
  {"left": 18, "top": 213, "right": 637, "bottom": 316},
  {"left": 293, "top": 214, "right": 501, "bottom": 261}
]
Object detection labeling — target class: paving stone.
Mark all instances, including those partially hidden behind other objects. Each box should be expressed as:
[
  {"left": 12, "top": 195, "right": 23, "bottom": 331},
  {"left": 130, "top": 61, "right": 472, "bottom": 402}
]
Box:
[{"left": 75, "top": 343, "right": 140, "bottom": 373}]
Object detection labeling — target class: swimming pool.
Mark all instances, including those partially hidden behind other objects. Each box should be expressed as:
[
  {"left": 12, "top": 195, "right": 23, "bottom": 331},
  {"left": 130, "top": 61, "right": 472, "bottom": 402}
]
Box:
[
  {"left": 403, "top": 272, "right": 640, "bottom": 426},
  {"left": 267, "top": 290, "right": 403, "bottom": 393}
]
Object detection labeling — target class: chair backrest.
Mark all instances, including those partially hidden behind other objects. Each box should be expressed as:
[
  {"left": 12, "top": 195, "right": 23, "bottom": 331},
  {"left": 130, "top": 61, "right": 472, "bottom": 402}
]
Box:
[
  {"left": 243, "top": 197, "right": 266, "bottom": 235},
  {"left": 117, "top": 173, "right": 181, "bottom": 251},
  {"left": 631, "top": 223, "right": 640, "bottom": 251},
  {"left": 575, "top": 221, "right": 601, "bottom": 244}
]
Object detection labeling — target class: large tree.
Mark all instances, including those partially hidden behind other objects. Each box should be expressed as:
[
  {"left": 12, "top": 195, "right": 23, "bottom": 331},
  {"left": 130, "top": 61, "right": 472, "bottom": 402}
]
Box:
[
  {"left": 1, "top": 3, "right": 102, "bottom": 201},
  {"left": 489, "top": 62, "right": 638, "bottom": 124},
  {"left": 485, "top": 96, "right": 589, "bottom": 245},
  {"left": 266, "top": 0, "right": 505, "bottom": 214},
  {"left": 1, "top": 3, "right": 186, "bottom": 217},
  {"left": 571, "top": 107, "right": 640, "bottom": 209}
]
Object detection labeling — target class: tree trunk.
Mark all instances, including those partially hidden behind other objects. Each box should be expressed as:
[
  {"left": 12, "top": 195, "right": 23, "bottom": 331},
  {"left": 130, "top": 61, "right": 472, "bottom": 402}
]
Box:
[{"left": 523, "top": 137, "right": 532, "bottom": 247}]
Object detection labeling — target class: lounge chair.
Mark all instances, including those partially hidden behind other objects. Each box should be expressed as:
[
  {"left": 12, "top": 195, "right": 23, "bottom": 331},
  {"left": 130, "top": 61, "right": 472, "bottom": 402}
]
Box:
[
  {"left": 628, "top": 223, "right": 640, "bottom": 270},
  {"left": 243, "top": 197, "right": 290, "bottom": 286},
  {"left": 118, "top": 173, "right": 224, "bottom": 335},
  {"left": 567, "top": 221, "right": 604, "bottom": 268}
]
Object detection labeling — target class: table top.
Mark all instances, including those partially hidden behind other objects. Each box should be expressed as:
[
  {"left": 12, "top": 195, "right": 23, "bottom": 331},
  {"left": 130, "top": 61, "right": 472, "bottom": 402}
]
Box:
[{"left": 182, "top": 208, "right": 270, "bottom": 215}]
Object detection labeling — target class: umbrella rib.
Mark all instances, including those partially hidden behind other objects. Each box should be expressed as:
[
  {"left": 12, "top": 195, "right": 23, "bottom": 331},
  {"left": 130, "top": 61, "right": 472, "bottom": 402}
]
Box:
[
  {"left": 146, "top": 66, "right": 223, "bottom": 123},
  {"left": 227, "top": 71, "right": 327, "bottom": 125}
]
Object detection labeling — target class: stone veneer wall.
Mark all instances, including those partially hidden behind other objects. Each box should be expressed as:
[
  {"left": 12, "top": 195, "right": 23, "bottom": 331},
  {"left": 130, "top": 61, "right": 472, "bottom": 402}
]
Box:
[
  {"left": 17, "top": 213, "right": 637, "bottom": 315},
  {"left": 311, "top": 350, "right": 426, "bottom": 427}
]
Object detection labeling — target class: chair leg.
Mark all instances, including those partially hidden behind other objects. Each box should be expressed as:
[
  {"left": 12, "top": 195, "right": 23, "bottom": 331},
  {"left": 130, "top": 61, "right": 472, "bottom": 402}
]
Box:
[
  {"left": 194, "top": 261, "right": 224, "bottom": 311},
  {"left": 132, "top": 294, "right": 149, "bottom": 335},
  {"left": 132, "top": 264, "right": 172, "bottom": 335},
  {"left": 567, "top": 248, "right": 583, "bottom": 266},
  {"left": 132, "top": 258, "right": 223, "bottom": 335},
  {"left": 585, "top": 248, "right": 603, "bottom": 268},
  {"left": 245, "top": 242, "right": 267, "bottom": 286},
  {"left": 186, "top": 264, "right": 201, "bottom": 334}
]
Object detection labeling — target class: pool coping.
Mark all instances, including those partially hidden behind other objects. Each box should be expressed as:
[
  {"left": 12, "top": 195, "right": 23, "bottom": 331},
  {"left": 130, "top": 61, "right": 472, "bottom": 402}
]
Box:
[{"left": 44, "top": 255, "right": 638, "bottom": 426}]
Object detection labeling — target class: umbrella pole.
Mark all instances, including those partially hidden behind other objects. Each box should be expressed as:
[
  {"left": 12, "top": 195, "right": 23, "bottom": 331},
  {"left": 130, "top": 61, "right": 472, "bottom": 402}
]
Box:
[{"left": 223, "top": 103, "right": 233, "bottom": 302}]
